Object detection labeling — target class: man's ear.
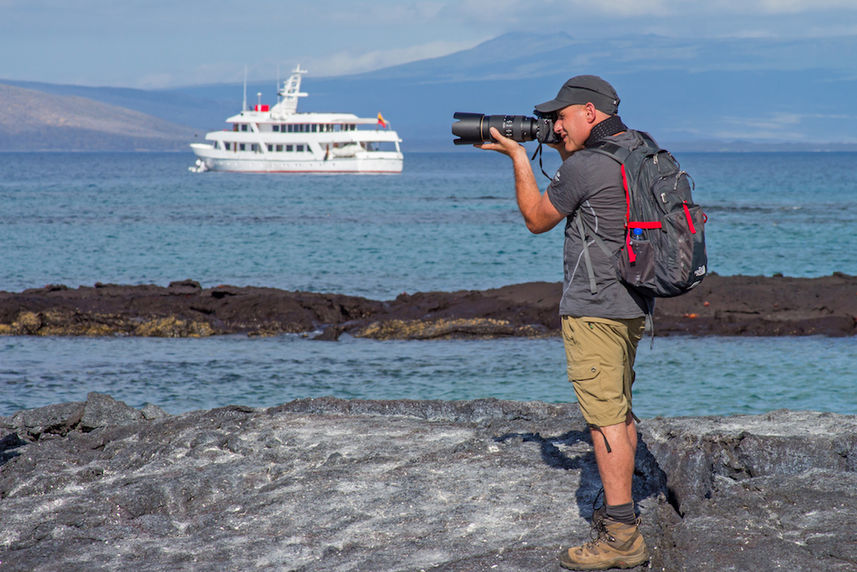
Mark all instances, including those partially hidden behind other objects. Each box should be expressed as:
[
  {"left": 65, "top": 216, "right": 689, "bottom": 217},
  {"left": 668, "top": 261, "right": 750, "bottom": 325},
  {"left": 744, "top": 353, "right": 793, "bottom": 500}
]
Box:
[{"left": 584, "top": 102, "right": 598, "bottom": 123}]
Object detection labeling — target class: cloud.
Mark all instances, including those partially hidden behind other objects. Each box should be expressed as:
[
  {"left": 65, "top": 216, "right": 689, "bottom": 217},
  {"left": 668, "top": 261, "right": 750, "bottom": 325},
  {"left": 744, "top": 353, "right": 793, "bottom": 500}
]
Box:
[
  {"left": 711, "top": 111, "right": 857, "bottom": 140},
  {"left": 757, "top": 0, "right": 857, "bottom": 13},
  {"left": 450, "top": 0, "right": 857, "bottom": 22},
  {"left": 303, "top": 40, "right": 485, "bottom": 77},
  {"left": 6, "top": 0, "right": 857, "bottom": 88}
]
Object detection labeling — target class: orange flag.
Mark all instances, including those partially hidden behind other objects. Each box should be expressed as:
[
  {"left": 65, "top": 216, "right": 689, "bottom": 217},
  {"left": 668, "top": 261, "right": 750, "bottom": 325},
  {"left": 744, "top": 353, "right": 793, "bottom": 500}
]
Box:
[{"left": 377, "top": 112, "right": 388, "bottom": 128}]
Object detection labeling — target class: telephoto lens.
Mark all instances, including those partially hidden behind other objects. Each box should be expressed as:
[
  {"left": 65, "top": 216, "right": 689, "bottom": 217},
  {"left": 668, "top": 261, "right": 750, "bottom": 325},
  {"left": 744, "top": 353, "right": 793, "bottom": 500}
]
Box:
[{"left": 452, "top": 112, "right": 560, "bottom": 145}]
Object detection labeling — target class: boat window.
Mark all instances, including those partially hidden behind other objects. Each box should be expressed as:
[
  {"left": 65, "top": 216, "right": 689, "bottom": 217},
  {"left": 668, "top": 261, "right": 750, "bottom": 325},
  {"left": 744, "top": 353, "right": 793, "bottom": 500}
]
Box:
[
  {"left": 273, "top": 125, "right": 279, "bottom": 132},
  {"left": 276, "top": 145, "right": 283, "bottom": 152},
  {"left": 251, "top": 143, "right": 259, "bottom": 152},
  {"left": 239, "top": 143, "right": 246, "bottom": 151},
  {"left": 241, "top": 124, "right": 248, "bottom": 132},
  {"left": 225, "top": 142, "right": 231, "bottom": 150},
  {"left": 267, "top": 144, "right": 273, "bottom": 152},
  {"left": 286, "top": 144, "right": 294, "bottom": 152},
  {"left": 233, "top": 124, "right": 238, "bottom": 132},
  {"left": 311, "top": 124, "right": 317, "bottom": 132},
  {"left": 296, "top": 144, "right": 304, "bottom": 152}
]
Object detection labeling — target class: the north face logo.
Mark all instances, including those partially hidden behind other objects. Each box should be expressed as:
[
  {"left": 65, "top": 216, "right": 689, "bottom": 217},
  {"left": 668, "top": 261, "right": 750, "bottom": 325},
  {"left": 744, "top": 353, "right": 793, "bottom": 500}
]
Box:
[{"left": 694, "top": 265, "right": 706, "bottom": 277}]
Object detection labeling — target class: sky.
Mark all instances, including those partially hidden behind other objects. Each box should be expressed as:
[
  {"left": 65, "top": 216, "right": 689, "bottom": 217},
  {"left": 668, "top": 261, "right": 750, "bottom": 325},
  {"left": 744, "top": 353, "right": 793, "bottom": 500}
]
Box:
[{"left": 2, "top": 0, "right": 857, "bottom": 89}]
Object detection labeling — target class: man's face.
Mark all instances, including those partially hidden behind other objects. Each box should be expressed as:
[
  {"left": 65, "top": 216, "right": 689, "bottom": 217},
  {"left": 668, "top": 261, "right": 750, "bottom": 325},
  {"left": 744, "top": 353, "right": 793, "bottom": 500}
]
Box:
[{"left": 553, "top": 104, "right": 593, "bottom": 153}]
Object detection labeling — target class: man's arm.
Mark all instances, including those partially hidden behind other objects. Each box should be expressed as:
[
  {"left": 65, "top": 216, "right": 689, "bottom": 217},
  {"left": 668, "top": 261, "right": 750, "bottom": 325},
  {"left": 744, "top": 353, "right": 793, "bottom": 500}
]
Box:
[{"left": 477, "top": 127, "right": 565, "bottom": 234}]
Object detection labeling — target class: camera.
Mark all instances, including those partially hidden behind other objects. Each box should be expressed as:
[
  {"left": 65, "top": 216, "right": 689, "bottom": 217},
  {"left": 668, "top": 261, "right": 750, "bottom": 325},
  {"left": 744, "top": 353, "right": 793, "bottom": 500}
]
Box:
[{"left": 451, "top": 112, "right": 561, "bottom": 146}]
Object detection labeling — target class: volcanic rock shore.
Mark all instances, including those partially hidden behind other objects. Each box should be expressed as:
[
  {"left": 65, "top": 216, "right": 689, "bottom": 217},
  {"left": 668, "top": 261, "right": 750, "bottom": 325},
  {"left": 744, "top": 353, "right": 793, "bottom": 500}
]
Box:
[
  {"left": 1, "top": 273, "right": 855, "bottom": 339},
  {"left": 1, "top": 394, "right": 855, "bottom": 571}
]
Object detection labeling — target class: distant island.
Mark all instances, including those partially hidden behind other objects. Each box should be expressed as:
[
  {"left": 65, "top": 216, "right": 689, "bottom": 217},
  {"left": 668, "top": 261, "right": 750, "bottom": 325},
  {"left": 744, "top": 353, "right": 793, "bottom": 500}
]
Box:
[{"left": 0, "top": 83, "right": 194, "bottom": 151}]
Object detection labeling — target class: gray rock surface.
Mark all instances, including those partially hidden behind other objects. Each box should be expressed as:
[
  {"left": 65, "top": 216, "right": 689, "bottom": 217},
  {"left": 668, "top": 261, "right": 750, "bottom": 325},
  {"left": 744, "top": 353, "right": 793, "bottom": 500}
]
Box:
[{"left": 0, "top": 394, "right": 855, "bottom": 571}]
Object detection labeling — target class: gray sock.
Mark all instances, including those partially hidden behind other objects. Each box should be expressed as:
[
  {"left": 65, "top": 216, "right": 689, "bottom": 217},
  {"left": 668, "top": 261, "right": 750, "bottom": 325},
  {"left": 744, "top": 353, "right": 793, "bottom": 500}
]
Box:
[{"left": 605, "top": 502, "right": 636, "bottom": 525}]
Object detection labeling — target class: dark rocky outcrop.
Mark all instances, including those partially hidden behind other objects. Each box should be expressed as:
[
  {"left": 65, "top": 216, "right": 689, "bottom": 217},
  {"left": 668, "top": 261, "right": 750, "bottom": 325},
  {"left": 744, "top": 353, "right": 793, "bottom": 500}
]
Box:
[
  {"left": 1, "top": 394, "right": 855, "bottom": 571},
  {"left": 1, "top": 274, "right": 856, "bottom": 339}
]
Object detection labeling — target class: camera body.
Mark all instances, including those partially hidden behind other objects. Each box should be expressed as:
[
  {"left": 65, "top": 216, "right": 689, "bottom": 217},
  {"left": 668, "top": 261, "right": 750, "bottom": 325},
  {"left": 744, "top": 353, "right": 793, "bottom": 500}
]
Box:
[{"left": 451, "top": 112, "right": 561, "bottom": 146}]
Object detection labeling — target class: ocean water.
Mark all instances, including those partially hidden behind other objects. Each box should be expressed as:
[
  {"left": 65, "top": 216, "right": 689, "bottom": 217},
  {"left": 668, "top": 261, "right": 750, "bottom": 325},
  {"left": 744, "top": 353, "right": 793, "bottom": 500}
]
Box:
[{"left": 1, "top": 151, "right": 855, "bottom": 417}]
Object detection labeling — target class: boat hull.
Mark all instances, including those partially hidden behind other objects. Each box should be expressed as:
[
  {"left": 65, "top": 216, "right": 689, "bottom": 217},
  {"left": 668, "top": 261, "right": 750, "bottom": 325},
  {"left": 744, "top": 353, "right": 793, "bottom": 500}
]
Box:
[{"left": 190, "top": 145, "right": 402, "bottom": 174}]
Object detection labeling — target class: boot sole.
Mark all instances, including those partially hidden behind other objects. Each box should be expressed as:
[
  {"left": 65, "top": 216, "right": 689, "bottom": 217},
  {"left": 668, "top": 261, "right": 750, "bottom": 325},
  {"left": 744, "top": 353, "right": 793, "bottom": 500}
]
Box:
[{"left": 559, "top": 551, "right": 649, "bottom": 570}]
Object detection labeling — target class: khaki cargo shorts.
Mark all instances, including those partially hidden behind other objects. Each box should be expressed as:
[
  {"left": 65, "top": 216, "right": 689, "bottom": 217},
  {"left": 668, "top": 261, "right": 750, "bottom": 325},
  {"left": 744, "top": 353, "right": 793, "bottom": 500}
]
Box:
[{"left": 562, "top": 315, "right": 646, "bottom": 428}]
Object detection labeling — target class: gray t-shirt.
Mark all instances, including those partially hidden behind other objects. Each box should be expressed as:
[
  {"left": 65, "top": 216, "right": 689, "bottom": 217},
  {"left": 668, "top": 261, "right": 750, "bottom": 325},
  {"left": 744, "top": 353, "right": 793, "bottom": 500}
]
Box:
[{"left": 546, "top": 131, "right": 651, "bottom": 319}]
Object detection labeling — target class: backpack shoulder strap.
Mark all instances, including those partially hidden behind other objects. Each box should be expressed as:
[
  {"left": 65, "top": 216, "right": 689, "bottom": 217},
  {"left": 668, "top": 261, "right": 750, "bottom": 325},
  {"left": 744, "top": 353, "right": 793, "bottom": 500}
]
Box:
[
  {"left": 587, "top": 130, "right": 660, "bottom": 163},
  {"left": 574, "top": 214, "right": 598, "bottom": 295},
  {"left": 573, "top": 208, "right": 618, "bottom": 296},
  {"left": 588, "top": 141, "right": 632, "bottom": 164}
]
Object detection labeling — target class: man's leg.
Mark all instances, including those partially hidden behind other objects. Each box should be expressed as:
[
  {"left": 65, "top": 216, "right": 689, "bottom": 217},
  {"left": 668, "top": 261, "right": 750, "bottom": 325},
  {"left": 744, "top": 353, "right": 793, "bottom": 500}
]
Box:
[
  {"left": 560, "top": 416, "right": 647, "bottom": 571},
  {"left": 591, "top": 415, "right": 636, "bottom": 507},
  {"left": 559, "top": 317, "right": 648, "bottom": 569}
]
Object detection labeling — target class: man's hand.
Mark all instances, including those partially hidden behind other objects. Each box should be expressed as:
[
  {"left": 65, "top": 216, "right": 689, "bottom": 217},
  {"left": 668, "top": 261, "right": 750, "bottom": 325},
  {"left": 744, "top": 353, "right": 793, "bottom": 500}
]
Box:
[
  {"left": 475, "top": 127, "right": 528, "bottom": 159},
  {"left": 479, "top": 127, "right": 571, "bottom": 161}
]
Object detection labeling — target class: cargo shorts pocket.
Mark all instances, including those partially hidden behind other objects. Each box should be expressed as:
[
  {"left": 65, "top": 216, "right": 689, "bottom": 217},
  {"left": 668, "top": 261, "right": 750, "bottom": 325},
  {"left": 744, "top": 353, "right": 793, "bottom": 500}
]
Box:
[
  {"left": 569, "top": 360, "right": 601, "bottom": 385},
  {"left": 569, "top": 359, "right": 625, "bottom": 427}
]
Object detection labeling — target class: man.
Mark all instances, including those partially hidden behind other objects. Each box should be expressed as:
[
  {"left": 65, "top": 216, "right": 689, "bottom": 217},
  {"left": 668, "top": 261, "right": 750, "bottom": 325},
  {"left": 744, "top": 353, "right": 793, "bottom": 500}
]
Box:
[{"left": 477, "top": 75, "right": 652, "bottom": 570}]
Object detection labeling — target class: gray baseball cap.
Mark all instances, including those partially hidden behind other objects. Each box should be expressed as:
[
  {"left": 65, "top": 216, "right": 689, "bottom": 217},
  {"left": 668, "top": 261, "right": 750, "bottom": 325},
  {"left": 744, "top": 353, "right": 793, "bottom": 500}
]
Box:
[{"left": 534, "top": 75, "right": 620, "bottom": 115}]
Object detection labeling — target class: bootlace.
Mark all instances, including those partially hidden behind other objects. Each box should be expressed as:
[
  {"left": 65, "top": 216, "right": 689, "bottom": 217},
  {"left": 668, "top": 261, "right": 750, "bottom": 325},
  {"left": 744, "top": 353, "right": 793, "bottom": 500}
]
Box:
[
  {"left": 583, "top": 516, "right": 614, "bottom": 550},
  {"left": 592, "top": 487, "right": 604, "bottom": 514}
]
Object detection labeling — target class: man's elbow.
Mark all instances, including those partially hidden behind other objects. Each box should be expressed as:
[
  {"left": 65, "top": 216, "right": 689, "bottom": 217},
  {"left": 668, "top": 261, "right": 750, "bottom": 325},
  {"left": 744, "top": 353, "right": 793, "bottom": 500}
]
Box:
[{"left": 525, "top": 218, "right": 553, "bottom": 234}]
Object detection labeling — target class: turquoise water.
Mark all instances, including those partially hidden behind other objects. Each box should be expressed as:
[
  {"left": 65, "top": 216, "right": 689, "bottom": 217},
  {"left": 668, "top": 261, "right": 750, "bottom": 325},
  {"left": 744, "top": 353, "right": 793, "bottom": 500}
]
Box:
[
  {"left": 3, "top": 151, "right": 855, "bottom": 295},
  {"left": 1, "top": 151, "right": 855, "bottom": 417},
  {"left": 2, "top": 335, "right": 854, "bottom": 418}
]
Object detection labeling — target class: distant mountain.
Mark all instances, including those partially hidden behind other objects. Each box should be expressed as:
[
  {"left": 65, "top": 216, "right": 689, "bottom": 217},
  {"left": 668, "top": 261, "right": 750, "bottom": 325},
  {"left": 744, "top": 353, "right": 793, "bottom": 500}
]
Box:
[
  {"left": 302, "top": 32, "right": 857, "bottom": 150},
  {"left": 0, "top": 83, "right": 196, "bottom": 151},
  {"left": 337, "top": 32, "right": 857, "bottom": 82},
  {"left": 3, "top": 33, "right": 857, "bottom": 151}
]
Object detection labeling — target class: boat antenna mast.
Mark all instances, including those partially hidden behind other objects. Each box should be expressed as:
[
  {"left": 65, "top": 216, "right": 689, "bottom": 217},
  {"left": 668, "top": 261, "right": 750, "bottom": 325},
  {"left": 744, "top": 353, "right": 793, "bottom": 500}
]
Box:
[
  {"left": 242, "top": 65, "right": 248, "bottom": 111},
  {"left": 274, "top": 65, "right": 308, "bottom": 116}
]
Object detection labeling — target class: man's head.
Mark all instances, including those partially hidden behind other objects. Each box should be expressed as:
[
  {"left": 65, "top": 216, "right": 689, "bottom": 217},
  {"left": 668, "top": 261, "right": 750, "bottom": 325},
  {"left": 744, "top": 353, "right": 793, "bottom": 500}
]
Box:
[
  {"left": 534, "top": 75, "right": 620, "bottom": 116},
  {"left": 535, "top": 75, "right": 620, "bottom": 153}
]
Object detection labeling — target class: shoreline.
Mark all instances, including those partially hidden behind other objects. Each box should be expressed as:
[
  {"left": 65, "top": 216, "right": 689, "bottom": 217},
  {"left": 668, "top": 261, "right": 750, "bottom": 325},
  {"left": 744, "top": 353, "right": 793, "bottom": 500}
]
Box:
[
  {"left": 1, "top": 273, "right": 855, "bottom": 339},
  {"left": 1, "top": 394, "right": 855, "bottom": 570}
]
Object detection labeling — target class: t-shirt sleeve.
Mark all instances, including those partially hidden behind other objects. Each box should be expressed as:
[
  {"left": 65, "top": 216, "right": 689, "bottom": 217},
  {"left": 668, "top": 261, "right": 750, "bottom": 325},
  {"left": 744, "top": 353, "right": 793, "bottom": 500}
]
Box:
[{"left": 546, "top": 156, "right": 589, "bottom": 216}]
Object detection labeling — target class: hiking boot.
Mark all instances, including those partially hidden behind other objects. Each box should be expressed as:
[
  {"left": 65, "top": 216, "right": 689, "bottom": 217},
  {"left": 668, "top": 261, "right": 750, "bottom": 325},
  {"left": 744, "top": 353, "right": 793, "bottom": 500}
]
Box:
[{"left": 558, "top": 517, "right": 649, "bottom": 570}]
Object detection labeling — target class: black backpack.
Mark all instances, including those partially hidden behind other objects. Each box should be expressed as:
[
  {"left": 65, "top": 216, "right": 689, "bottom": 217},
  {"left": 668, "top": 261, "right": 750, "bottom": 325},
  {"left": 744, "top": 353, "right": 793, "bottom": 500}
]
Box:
[{"left": 575, "top": 131, "right": 708, "bottom": 298}]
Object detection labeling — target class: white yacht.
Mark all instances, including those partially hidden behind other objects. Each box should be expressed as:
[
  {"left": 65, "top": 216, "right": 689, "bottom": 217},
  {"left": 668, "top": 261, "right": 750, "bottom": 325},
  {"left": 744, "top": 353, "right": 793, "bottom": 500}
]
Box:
[{"left": 189, "top": 66, "right": 403, "bottom": 173}]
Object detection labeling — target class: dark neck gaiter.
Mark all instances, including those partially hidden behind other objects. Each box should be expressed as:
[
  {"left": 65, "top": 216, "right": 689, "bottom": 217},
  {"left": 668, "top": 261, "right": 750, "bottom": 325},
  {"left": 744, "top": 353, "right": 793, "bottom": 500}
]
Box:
[{"left": 584, "top": 115, "right": 628, "bottom": 147}]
